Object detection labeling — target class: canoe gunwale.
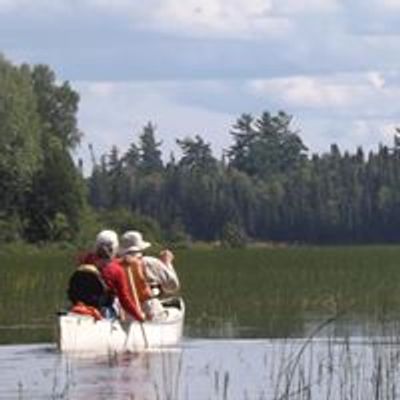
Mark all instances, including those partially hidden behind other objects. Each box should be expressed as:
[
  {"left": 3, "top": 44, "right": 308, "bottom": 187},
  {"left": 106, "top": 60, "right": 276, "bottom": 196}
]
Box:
[{"left": 58, "top": 297, "right": 185, "bottom": 353}]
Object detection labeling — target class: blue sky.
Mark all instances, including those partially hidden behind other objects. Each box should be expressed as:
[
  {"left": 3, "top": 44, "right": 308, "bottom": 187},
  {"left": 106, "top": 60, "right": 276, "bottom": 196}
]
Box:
[{"left": 1, "top": 0, "right": 400, "bottom": 170}]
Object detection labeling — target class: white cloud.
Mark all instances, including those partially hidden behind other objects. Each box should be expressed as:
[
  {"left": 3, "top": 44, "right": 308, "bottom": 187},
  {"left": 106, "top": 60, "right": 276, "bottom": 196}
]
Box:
[
  {"left": 2, "top": 0, "right": 400, "bottom": 163},
  {"left": 0, "top": 0, "right": 14, "bottom": 9},
  {"left": 0, "top": 0, "right": 28, "bottom": 9},
  {"left": 84, "top": 0, "right": 136, "bottom": 7},
  {"left": 273, "top": 0, "right": 340, "bottom": 14},
  {"left": 73, "top": 75, "right": 400, "bottom": 172},
  {"left": 150, "top": 0, "right": 291, "bottom": 38},
  {"left": 88, "top": 82, "right": 117, "bottom": 97},
  {"left": 350, "top": 119, "right": 398, "bottom": 148},
  {"left": 0, "top": 0, "right": 292, "bottom": 39},
  {"left": 248, "top": 73, "right": 400, "bottom": 130},
  {"left": 0, "top": 0, "right": 68, "bottom": 14},
  {"left": 381, "top": 0, "right": 400, "bottom": 9},
  {"left": 350, "top": 119, "right": 380, "bottom": 144},
  {"left": 366, "top": 71, "right": 385, "bottom": 90},
  {"left": 282, "top": 78, "right": 350, "bottom": 107},
  {"left": 74, "top": 80, "right": 233, "bottom": 172},
  {"left": 299, "top": 117, "right": 396, "bottom": 156},
  {"left": 243, "top": 70, "right": 400, "bottom": 155},
  {"left": 381, "top": 122, "right": 400, "bottom": 140},
  {"left": 248, "top": 77, "right": 353, "bottom": 108},
  {"left": 81, "top": 0, "right": 151, "bottom": 19}
]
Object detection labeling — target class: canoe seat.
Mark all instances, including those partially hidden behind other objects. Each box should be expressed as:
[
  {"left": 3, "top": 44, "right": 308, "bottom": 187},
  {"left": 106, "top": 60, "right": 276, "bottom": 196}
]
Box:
[{"left": 161, "top": 297, "right": 182, "bottom": 310}]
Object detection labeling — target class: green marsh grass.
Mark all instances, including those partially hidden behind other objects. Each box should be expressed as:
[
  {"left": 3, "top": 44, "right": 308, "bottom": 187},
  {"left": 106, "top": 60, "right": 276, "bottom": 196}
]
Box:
[
  {"left": 1, "top": 244, "right": 400, "bottom": 343},
  {"left": 0, "top": 243, "right": 74, "bottom": 343},
  {"left": 178, "top": 245, "right": 400, "bottom": 338}
]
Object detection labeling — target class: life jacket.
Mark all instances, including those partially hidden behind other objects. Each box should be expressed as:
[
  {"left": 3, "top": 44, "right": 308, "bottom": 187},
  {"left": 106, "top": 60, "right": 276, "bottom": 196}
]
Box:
[
  {"left": 127, "top": 259, "right": 153, "bottom": 303},
  {"left": 67, "top": 264, "right": 113, "bottom": 310},
  {"left": 70, "top": 301, "right": 103, "bottom": 321}
]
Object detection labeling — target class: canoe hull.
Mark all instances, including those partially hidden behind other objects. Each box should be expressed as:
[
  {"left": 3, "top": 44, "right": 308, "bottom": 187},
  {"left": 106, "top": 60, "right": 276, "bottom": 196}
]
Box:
[{"left": 58, "top": 298, "right": 184, "bottom": 353}]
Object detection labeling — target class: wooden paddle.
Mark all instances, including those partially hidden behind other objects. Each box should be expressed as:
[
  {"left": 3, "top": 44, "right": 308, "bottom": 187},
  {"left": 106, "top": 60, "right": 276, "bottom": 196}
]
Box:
[{"left": 126, "top": 266, "right": 149, "bottom": 349}]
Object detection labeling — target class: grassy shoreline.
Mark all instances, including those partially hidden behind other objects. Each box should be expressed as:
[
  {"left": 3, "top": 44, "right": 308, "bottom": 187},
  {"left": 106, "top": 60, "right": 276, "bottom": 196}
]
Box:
[{"left": 1, "top": 243, "right": 400, "bottom": 343}]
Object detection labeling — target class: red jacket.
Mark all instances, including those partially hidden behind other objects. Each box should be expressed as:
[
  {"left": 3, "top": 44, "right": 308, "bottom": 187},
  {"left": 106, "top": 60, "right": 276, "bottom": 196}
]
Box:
[
  {"left": 101, "top": 259, "right": 145, "bottom": 321},
  {"left": 79, "top": 252, "right": 144, "bottom": 322}
]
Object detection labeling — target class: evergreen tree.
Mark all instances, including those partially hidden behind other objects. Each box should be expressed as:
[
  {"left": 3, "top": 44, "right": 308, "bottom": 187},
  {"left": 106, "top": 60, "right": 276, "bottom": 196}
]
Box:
[
  {"left": 177, "top": 135, "right": 217, "bottom": 172},
  {"left": 139, "top": 122, "right": 163, "bottom": 174}
]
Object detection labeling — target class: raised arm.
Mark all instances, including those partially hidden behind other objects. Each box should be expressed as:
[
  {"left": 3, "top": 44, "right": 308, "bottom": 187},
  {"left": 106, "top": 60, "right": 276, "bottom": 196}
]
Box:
[{"left": 144, "top": 253, "right": 180, "bottom": 294}]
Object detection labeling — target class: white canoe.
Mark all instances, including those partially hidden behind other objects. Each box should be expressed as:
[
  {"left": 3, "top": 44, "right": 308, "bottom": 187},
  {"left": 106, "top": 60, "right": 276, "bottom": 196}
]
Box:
[{"left": 58, "top": 298, "right": 185, "bottom": 353}]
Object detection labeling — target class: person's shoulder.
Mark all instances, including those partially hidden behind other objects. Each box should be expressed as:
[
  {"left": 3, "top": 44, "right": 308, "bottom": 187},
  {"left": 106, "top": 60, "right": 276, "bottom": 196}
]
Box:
[
  {"left": 77, "top": 251, "right": 98, "bottom": 266},
  {"left": 102, "top": 258, "right": 123, "bottom": 275},
  {"left": 109, "top": 258, "right": 123, "bottom": 269},
  {"left": 143, "top": 256, "right": 164, "bottom": 267}
]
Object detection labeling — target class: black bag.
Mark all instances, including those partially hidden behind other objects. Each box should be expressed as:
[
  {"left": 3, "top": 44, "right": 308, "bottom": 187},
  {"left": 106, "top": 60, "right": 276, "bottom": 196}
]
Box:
[{"left": 67, "top": 265, "right": 112, "bottom": 308}]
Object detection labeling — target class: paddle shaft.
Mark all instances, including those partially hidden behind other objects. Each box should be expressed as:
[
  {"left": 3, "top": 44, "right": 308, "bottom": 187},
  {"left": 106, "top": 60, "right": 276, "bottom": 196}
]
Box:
[{"left": 126, "top": 267, "right": 149, "bottom": 348}]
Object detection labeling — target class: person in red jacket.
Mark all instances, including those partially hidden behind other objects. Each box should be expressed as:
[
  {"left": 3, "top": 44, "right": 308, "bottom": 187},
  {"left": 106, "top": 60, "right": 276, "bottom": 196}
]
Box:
[{"left": 81, "top": 230, "right": 145, "bottom": 322}]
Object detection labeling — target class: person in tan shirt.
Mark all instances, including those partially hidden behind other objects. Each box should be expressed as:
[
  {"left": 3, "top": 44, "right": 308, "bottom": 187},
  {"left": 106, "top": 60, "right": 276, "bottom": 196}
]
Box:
[{"left": 119, "top": 230, "right": 168, "bottom": 320}]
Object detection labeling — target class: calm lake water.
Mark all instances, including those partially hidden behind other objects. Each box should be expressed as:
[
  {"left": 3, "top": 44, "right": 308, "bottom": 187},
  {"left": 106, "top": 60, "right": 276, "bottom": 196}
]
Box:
[
  {"left": 2, "top": 246, "right": 400, "bottom": 399},
  {"left": 2, "top": 337, "right": 400, "bottom": 400}
]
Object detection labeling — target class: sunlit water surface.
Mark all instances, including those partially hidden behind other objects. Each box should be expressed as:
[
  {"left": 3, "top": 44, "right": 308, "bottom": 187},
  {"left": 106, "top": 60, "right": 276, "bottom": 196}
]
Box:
[
  {"left": 4, "top": 247, "right": 400, "bottom": 399},
  {"left": 2, "top": 336, "right": 400, "bottom": 400}
]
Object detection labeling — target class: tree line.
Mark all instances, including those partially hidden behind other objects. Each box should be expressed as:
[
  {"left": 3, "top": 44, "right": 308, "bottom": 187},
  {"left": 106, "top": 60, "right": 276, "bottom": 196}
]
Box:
[
  {"left": 2, "top": 55, "right": 400, "bottom": 246},
  {"left": 89, "top": 116, "right": 400, "bottom": 245}
]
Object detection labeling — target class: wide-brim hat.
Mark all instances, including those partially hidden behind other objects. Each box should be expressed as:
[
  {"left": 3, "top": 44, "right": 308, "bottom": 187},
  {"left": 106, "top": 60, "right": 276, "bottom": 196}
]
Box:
[{"left": 119, "top": 230, "right": 151, "bottom": 255}]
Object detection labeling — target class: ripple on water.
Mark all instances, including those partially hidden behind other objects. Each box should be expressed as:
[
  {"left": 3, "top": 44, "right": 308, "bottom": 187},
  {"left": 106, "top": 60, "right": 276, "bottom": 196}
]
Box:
[{"left": 1, "top": 338, "right": 400, "bottom": 399}]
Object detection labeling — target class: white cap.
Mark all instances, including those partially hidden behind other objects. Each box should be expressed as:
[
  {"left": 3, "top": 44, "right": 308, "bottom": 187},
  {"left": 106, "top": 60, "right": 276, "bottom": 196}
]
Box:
[
  {"left": 95, "top": 230, "right": 119, "bottom": 257},
  {"left": 119, "top": 231, "right": 151, "bottom": 255}
]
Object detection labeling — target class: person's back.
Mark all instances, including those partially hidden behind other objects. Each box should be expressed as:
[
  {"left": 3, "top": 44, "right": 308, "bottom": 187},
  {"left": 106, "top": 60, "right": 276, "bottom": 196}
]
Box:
[
  {"left": 143, "top": 253, "right": 180, "bottom": 297},
  {"left": 119, "top": 231, "right": 180, "bottom": 320},
  {"left": 100, "top": 257, "right": 145, "bottom": 321},
  {"left": 68, "top": 229, "right": 145, "bottom": 322},
  {"left": 129, "top": 257, "right": 152, "bottom": 303},
  {"left": 67, "top": 264, "right": 110, "bottom": 309}
]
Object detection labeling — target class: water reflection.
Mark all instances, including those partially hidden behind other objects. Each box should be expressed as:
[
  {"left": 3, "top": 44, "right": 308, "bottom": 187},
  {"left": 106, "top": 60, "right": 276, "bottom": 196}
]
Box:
[
  {"left": 3, "top": 337, "right": 400, "bottom": 399},
  {"left": 0, "top": 344, "right": 185, "bottom": 400},
  {"left": 2, "top": 312, "right": 400, "bottom": 345}
]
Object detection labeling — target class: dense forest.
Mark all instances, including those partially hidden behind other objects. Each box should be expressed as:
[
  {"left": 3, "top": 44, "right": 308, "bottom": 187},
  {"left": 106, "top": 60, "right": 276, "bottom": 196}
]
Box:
[
  {"left": 2, "top": 55, "right": 400, "bottom": 246},
  {"left": 0, "top": 55, "right": 86, "bottom": 243}
]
